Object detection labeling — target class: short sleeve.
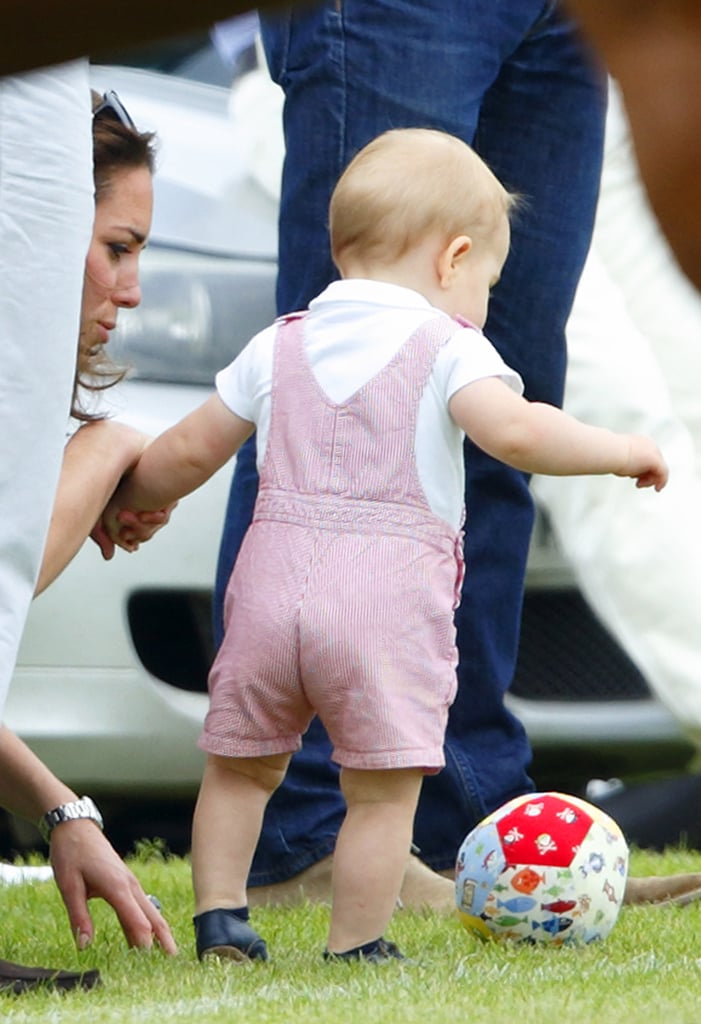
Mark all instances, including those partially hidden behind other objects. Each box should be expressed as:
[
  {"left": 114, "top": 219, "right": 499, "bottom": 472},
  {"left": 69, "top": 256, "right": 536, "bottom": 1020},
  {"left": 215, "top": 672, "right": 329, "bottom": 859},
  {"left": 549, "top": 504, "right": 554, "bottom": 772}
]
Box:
[
  {"left": 435, "top": 326, "right": 524, "bottom": 403},
  {"left": 215, "top": 324, "right": 276, "bottom": 424}
]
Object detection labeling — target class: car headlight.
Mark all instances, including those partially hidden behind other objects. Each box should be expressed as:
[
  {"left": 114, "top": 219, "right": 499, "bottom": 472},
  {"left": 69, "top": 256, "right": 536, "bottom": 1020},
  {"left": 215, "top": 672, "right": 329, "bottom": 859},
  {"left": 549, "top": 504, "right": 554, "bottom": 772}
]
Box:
[{"left": 112, "top": 245, "right": 277, "bottom": 385}]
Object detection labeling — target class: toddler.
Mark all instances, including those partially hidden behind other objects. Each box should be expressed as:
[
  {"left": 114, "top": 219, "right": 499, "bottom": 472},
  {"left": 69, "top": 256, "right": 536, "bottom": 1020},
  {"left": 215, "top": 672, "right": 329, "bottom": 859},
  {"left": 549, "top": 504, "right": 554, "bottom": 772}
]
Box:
[{"left": 104, "top": 128, "right": 667, "bottom": 963}]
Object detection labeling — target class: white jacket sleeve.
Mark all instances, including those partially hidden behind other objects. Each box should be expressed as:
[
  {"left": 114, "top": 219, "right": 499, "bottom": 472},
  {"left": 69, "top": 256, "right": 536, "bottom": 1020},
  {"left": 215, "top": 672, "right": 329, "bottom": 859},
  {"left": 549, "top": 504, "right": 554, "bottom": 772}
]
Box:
[
  {"left": 0, "top": 63, "right": 93, "bottom": 710},
  {"left": 531, "top": 82, "right": 701, "bottom": 743}
]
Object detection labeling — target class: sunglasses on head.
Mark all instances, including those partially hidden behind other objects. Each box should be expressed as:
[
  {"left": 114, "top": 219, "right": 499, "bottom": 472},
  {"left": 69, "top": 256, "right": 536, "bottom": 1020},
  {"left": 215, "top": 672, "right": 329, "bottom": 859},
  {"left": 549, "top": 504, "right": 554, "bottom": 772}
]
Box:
[{"left": 93, "top": 90, "right": 136, "bottom": 130}]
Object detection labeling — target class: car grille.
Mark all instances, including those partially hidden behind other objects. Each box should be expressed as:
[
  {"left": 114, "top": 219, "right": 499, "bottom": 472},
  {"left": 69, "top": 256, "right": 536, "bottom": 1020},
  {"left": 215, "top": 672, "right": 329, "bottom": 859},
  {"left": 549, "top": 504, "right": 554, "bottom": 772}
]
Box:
[{"left": 512, "top": 588, "right": 651, "bottom": 702}]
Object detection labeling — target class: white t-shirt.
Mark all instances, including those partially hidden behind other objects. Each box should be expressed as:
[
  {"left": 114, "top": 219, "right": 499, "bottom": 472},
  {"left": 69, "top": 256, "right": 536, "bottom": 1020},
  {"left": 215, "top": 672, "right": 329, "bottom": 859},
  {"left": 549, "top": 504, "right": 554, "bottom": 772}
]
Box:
[{"left": 216, "top": 280, "right": 522, "bottom": 529}]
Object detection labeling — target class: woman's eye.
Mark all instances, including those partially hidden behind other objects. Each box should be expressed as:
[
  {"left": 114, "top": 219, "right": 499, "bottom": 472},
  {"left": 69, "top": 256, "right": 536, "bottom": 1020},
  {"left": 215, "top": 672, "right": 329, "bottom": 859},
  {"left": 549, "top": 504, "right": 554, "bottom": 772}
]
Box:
[{"left": 109, "top": 242, "right": 129, "bottom": 260}]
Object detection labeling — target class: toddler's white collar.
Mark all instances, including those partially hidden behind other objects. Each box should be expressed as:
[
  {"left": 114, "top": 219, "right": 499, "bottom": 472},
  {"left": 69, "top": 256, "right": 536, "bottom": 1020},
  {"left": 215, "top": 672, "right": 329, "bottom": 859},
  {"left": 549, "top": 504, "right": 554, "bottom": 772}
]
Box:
[{"left": 310, "top": 278, "right": 435, "bottom": 311}]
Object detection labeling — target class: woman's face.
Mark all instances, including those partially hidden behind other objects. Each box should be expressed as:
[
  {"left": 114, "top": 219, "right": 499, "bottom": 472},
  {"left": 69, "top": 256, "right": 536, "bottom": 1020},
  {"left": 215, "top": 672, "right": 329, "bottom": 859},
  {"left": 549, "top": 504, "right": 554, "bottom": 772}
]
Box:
[{"left": 80, "top": 164, "right": 153, "bottom": 353}]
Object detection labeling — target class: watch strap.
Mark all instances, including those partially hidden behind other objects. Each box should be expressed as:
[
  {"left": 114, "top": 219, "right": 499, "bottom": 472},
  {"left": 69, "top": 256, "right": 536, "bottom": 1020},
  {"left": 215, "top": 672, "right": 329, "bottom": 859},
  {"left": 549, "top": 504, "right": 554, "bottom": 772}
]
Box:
[{"left": 38, "top": 796, "right": 104, "bottom": 843}]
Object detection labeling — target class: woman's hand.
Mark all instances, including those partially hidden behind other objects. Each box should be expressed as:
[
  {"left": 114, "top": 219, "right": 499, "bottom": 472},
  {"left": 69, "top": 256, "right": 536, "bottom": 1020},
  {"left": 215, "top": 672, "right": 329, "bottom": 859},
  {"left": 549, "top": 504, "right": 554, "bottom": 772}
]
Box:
[
  {"left": 50, "top": 820, "right": 178, "bottom": 954},
  {"left": 90, "top": 504, "right": 176, "bottom": 559}
]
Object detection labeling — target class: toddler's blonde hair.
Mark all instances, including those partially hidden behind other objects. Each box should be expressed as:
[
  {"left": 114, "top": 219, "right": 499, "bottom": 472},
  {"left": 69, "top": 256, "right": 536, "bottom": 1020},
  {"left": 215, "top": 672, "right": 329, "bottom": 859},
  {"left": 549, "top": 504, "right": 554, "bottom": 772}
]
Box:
[{"left": 329, "top": 128, "right": 515, "bottom": 271}]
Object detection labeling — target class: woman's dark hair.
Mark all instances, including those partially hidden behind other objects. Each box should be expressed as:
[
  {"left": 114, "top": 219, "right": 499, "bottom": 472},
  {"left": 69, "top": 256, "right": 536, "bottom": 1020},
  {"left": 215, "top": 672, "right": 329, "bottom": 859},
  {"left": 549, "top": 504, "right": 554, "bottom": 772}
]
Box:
[{"left": 70, "top": 91, "right": 157, "bottom": 421}]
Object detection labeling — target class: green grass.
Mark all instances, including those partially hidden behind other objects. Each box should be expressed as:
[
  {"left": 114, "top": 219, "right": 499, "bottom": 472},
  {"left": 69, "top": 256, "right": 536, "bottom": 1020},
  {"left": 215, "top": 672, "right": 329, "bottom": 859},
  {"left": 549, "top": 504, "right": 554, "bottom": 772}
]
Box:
[{"left": 3, "top": 846, "right": 701, "bottom": 1023}]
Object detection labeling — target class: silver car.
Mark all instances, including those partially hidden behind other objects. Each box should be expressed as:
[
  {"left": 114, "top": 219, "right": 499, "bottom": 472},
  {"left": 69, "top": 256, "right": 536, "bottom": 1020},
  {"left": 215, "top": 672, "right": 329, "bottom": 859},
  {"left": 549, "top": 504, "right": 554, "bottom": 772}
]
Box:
[{"left": 5, "top": 57, "right": 692, "bottom": 848}]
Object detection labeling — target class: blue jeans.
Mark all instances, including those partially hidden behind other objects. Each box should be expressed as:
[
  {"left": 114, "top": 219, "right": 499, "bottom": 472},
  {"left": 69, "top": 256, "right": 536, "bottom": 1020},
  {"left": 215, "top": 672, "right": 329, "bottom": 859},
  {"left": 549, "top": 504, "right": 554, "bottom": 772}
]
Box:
[{"left": 214, "top": 0, "right": 607, "bottom": 880}]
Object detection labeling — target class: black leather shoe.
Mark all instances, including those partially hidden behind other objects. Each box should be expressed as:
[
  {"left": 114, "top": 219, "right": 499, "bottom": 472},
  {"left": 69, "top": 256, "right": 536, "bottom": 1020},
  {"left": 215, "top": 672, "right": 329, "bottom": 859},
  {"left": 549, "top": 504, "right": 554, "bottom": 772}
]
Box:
[
  {"left": 323, "top": 937, "right": 406, "bottom": 963},
  {"left": 193, "top": 909, "right": 268, "bottom": 962}
]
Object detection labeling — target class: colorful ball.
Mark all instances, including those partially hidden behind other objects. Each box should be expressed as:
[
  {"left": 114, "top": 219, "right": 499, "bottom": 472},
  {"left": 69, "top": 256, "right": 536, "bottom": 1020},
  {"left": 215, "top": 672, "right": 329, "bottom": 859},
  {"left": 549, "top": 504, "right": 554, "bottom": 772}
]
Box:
[{"left": 455, "top": 791, "right": 628, "bottom": 945}]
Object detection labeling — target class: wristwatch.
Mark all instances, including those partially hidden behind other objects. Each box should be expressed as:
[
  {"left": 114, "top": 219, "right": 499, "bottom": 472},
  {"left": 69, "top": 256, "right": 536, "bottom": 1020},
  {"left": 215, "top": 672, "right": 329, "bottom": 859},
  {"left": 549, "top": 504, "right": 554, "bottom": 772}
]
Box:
[{"left": 38, "top": 796, "right": 104, "bottom": 843}]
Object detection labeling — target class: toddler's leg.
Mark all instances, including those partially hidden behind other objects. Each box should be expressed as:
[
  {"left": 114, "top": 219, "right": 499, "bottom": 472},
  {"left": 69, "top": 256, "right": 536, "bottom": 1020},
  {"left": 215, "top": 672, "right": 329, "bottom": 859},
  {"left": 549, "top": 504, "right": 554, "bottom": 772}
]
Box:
[
  {"left": 327, "top": 767, "right": 423, "bottom": 956},
  {"left": 191, "top": 752, "right": 290, "bottom": 961}
]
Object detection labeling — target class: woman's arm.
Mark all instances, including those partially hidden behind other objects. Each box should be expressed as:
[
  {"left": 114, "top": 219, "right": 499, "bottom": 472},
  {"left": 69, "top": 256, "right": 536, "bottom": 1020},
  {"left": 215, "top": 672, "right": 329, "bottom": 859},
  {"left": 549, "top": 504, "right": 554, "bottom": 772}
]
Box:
[
  {"left": 36, "top": 420, "right": 150, "bottom": 595},
  {"left": 0, "top": 724, "right": 76, "bottom": 820}
]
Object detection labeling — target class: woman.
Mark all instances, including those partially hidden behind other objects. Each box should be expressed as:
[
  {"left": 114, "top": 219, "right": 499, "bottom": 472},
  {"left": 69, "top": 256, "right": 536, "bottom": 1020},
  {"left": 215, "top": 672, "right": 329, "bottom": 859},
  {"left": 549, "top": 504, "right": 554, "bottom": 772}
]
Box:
[
  {"left": 0, "top": 90, "right": 176, "bottom": 994},
  {"left": 37, "top": 90, "right": 169, "bottom": 594}
]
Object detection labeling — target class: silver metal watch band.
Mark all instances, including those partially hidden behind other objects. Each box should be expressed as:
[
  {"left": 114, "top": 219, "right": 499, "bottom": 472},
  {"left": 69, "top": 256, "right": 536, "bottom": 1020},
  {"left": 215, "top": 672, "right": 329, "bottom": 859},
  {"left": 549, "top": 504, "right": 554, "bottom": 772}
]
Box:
[{"left": 38, "top": 796, "right": 104, "bottom": 843}]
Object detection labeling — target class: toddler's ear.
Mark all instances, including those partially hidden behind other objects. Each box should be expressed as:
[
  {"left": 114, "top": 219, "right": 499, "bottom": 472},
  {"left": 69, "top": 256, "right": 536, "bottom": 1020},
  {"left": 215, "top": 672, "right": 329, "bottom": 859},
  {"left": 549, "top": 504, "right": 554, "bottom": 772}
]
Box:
[{"left": 438, "top": 235, "right": 471, "bottom": 287}]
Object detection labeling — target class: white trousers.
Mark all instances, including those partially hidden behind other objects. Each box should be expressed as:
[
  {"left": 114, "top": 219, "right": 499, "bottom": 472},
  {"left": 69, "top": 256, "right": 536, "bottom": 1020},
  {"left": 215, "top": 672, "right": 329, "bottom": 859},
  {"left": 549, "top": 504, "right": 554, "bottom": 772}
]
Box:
[
  {"left": 0, "top": 61, "right": 92, "bottom": 714},
  {"left": 531, "top": 82, "right": 701, "bottom": 744}
]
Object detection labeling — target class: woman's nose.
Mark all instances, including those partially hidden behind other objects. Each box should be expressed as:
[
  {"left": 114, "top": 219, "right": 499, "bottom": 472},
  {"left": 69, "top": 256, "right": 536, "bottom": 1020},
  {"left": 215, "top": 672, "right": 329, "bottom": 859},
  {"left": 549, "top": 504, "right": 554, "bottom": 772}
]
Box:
[{"left": 113, "top": 280, "right": 142, "bottom": 309}]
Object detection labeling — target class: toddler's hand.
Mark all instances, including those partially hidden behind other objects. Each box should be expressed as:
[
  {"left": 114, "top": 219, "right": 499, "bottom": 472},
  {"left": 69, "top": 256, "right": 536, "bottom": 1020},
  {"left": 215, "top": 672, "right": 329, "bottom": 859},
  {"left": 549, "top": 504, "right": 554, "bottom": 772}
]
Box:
[
  {"left": 619, "top": 435, "right": 669, "bottom": 491},
  {"left": 97, "top": 503, "right": 176, "bottom": 555},
  {"left": 114, "top": 505, "right": 177, "bottom": 551}
]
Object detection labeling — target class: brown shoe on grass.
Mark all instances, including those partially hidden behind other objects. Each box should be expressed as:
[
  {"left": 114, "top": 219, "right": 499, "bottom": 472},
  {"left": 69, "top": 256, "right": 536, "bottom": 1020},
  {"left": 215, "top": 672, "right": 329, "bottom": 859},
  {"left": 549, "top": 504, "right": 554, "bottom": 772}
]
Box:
[
  {"left": 0, "top": 959, "right": 101, "bottom": 995},
  {"left": 248, "top": 854, "right": 335, "bottom": 908},
  {"left": 249, "top": 852, "right": 456, "bottom": 913},
  {"left": 623, "top": 874, "right": 701, "bottom": 907}
]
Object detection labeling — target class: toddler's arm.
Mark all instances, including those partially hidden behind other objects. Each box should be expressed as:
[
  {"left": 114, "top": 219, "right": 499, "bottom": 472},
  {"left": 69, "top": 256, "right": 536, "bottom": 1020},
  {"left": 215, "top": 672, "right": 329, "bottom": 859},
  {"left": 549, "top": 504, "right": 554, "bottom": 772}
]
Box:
[
  {"left": 104, "top": 394, "right": 254, "bottom": 551},
  {"left": 449, "top": 376, "right": 668, "bottom": 490}
]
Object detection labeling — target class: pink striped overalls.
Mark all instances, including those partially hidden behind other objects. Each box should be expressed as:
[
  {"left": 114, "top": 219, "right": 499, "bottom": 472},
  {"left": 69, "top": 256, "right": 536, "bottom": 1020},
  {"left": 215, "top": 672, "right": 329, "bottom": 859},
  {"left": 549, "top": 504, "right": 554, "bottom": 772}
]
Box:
[{"left": 200, "top": 313, "right": 465, "bottom": 772}]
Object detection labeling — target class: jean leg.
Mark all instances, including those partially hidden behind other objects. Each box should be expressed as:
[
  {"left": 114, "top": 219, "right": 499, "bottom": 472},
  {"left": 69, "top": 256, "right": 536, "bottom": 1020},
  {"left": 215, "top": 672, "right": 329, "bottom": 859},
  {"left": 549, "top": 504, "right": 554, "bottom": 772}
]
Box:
[
  {"left": 414, "top": 6, "right": 607, "bottom": 868},
  {"left": 260, "top": 0, "right": 552, "bottom": 311}
]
